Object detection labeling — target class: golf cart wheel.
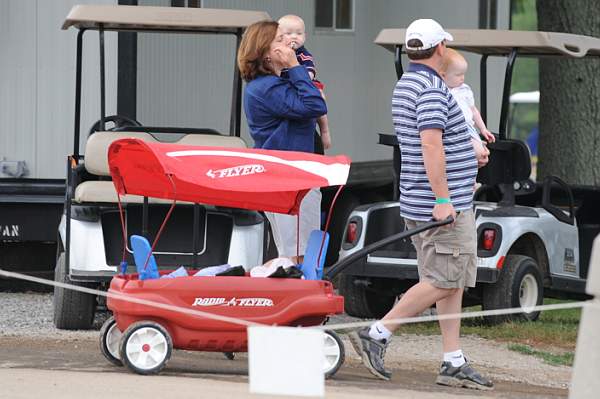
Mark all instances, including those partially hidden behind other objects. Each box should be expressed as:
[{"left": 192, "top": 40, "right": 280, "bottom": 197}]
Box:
[
  {"left": 323, "top": 330, "right": 345, "bottom": 379},
  {"left": 99, "top": 316, "right": 123, "bottom": 366},
  {"left": 119, "top": 321, "right": 173, "bottom": 375},
  {"left": 338, "top": 274, "right": 396, "bottom": 319},
  {"left": 53, "top": 253, "right": 97, "bottom": 330},
  {"left": 482, "top": 255, "right": 544, "bottom": 324}
]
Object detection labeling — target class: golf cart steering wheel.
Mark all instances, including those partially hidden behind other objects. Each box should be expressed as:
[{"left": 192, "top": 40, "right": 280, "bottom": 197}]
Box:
[{"left": 88, "top": 115, "right": 142, "bottom": 136}]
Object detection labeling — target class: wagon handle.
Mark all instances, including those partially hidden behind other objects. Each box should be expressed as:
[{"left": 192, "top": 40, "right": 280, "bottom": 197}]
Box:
[{"left": 323, "top": 216, "right": 454, "bottom": 281}]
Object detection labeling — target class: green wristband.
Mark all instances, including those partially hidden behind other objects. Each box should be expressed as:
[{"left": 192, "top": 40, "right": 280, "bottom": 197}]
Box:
[{"left": 435, "top": 197, "right": 451, "bottom": 205}]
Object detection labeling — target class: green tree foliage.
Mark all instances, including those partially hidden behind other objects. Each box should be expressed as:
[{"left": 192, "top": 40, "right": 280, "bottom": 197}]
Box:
[{"left": 509, "top": 0, "right": 538, "bottom": 142}]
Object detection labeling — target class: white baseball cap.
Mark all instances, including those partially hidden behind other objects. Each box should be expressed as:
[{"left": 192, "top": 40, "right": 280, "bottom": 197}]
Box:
[{"left": 405, "top": 19, "right": 453, "bottom": 50}]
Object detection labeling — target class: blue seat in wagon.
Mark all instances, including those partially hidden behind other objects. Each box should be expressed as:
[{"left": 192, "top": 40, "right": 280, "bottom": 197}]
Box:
[
  {"left": 298, "top": 230, "right": 330, "bottom": 280},
  {"left": 130, "top": 235, "right": 160, "bottom": 280}
]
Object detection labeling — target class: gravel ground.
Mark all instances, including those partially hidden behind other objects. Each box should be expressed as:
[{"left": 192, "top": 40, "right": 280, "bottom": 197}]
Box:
[{"left": 0, "top": 292, "right": 572, "bottom": 390}]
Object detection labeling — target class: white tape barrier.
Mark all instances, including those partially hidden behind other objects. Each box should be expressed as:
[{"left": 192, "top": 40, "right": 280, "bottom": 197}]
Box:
[
  {"left": 0, "top": 269, "right": 257, "bottom": 328},
  {"left": 0, "top": 268, "right": 592, "bottom": 331}
]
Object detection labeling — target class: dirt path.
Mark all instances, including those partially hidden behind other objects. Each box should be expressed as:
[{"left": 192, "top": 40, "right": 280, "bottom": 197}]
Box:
[
  {"left": 0, "top": 292, "right": 571, "bottom": 397},
  {"left": 0, "top": 335, "right": 567, "bottom": 398}
]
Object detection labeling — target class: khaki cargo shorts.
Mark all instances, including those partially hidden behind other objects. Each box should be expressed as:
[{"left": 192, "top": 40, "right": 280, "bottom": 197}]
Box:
[{"left": 404, "top": 210, "right": 477, "bottom": 289}]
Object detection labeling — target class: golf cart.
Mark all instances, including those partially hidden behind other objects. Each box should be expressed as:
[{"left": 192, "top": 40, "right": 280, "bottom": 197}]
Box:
[
  {"left": 54, "top": 5, "right": 270, "bottom": 329},
  {"left": 337, "top": 29, "right": 600, "bottom": 322}
]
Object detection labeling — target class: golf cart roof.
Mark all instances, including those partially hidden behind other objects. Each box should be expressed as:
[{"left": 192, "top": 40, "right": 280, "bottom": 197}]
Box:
[
  {"left": 62, "top": 4, "right": 270, "bottom": 33},
  {"left": 375, "top": 29, "right": 600, "bottom": 58},
  {"left": 510, "top": 91, "right": 540, "bottom": 104}
]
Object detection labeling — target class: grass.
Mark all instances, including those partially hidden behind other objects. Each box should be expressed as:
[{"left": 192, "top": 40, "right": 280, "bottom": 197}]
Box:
[
  {"left": 394, "top": 298, "right": 581, "bottom": 365},
  {"left": 507, "top": 343, "right": 574, "bottom": 367}
]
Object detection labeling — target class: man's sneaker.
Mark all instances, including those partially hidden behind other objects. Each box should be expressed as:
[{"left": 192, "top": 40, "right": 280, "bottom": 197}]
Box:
[
  {"left": 435, "top": 361, "right": 494, "bottom": 390},
  {"left": 349, "top": 327, "right": 392, "bottom": 381}
]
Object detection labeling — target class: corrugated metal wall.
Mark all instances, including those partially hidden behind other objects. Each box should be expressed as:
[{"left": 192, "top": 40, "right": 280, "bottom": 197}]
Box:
[
  {"left": 137, "top": 0, "right": 509, "bottom": 163},
  {"left": 0, "top": 0, "right": 117, "bottom": 179},
  {"left": 0, "top": 0, "right": 509, "bottom": 179}
]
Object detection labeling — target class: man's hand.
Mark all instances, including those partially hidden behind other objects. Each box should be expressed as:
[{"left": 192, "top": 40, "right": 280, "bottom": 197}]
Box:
[
  {"left": 432, "top": 202, "right": 456, "bottom": 221},
  {"left": 477, "top": 143, "right": 490, "bottom": 168}
]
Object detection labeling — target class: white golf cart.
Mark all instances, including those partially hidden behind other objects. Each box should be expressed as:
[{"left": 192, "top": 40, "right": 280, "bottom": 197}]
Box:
[
  {"left": 54, "top": 5, "right": 270, "bottom": 329},
  {"left": 337, "top": 29, "right": 600, "bottom": 323}
]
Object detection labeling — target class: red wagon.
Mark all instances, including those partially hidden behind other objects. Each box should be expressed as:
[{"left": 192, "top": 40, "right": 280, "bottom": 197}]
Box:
[{"left": 99, "top": 138, "right": 351, "bottom": 376}]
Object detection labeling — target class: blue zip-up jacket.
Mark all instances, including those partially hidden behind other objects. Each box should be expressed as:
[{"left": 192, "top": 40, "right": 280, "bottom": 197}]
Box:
[{"left": 243, "top": 65, "right": 327, "bottom": 152}]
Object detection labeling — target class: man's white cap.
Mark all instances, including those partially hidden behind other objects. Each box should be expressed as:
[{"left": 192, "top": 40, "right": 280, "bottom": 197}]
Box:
[{"left": 405, "top": 19, "right": 453, "bottom": 50}]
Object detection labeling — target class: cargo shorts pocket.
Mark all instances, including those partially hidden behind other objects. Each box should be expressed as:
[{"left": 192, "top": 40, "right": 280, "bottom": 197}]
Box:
[{"left": 433, "top": 241, "right": 475, "bottom": 282}]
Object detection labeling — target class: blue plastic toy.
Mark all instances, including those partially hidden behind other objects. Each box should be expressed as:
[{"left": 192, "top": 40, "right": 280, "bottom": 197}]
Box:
[
  {"left": 130, "top": 235, "right": 160, "bottom": 280},
  {"left": 299, "top": 230, "right": 329, "bottom": 280}
]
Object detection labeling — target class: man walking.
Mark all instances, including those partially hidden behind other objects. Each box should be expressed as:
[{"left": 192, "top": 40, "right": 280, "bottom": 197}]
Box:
[{"left": 350, "top": 19, "right": 493, "bottom": 390}]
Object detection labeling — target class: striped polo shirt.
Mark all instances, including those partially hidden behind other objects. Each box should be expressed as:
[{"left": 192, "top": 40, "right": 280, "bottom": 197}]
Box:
[{"left": 392, "top": 63, "right": 477, "bottom": 221}]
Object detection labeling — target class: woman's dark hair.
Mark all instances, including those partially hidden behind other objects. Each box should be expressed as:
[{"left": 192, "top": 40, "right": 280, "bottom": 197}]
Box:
[
  {"left": 406, "top": 39, "right": 438, "bottom": 60},
  {"left": 237, "top": 20, "right": 279, "bottom": 81}
]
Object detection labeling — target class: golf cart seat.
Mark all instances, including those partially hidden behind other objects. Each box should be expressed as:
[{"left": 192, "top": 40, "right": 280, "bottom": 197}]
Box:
[
  {"left": 476, "top": 138, "right": 532, "bottom": 206},
  {"left": 74, "top": 131, "right": 247, "bottom": 204}
]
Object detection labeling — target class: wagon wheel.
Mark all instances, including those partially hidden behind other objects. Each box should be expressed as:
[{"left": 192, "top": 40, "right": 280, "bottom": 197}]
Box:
[
  {"left": 323, "top": 330, "right": 345, "bottom": 379},
  {"left": 99, "top": 316, "right": 123, "bottom": 366},
  {"left": 119, "top": 321, "right": 173, "bottom": 375}
]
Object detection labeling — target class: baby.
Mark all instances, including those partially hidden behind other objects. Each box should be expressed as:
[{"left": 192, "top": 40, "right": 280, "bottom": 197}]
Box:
[
  {"left": 278, "top": 14, "right": 331, "bottom": 152},
  {"left": 440, "top": 48, "right": 495, "bottom": 167}
]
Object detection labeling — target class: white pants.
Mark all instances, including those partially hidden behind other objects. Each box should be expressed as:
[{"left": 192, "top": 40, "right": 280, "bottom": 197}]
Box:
[{"left": 265, "top": 188, "right": 322, "bottom": 257}]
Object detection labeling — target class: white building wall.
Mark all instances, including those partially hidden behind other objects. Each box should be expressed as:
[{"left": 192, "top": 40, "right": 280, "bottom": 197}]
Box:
[
  {"left": 1, "top": 0, "right": 509, "bottom": 178},
  {"left": 138, "top": 0, "right": 509, "bottom": 163},
  {"left": 0, "top": 0, "right": 117, "bottom": 179}
]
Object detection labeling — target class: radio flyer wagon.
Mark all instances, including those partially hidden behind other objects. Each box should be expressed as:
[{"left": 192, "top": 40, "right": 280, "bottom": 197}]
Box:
[{"left": 99, "top": 138, "right": 351, "bottom": 377}]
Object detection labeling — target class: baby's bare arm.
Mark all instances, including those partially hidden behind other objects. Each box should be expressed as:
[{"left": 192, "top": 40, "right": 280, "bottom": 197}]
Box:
[{"left": 471, "top": 105, "right": 495, "bottom": 143}]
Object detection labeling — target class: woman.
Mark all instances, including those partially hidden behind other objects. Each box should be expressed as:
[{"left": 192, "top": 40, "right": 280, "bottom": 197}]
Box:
[{"left": 238, "top": 20, "right": 327, "bottom": 263}]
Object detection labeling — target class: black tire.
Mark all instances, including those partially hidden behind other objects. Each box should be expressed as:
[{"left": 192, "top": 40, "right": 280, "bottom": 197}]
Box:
[
  {"left": 323, "top": 330, "right": 345, "bottom": 379},
  {"left": 338, "top": 274, "right": 396, "bottom": 319},
  {"left": 482, "top": 255, "right": 544, "bottom": 324},
  {"left": 100, "top": 316, "right": 123, "bottom": 366},
  {"left": 325, "top": 193, "right": 360, "bottom": 266},
  {"left": 53, "top": 253, "right": 97, "bottom": 330},
  {"left": 120, "top": 321, "right": 173, "bottom": 375}
]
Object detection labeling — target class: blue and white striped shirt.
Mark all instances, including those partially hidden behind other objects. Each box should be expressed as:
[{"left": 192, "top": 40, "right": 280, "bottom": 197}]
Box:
[{"left": 392, "top": 63, "right": 477, "bottom": 221}]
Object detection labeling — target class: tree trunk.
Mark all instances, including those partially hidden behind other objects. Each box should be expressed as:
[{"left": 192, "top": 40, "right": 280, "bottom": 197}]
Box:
[{"left": 536, "top": 0, "right": 600, "bottom": 185}]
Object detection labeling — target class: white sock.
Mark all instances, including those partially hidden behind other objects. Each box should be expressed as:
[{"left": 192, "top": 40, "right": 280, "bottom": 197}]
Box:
[
  {"left": 444, "top": 349, "right": 466, "bottom": 367},
  {"left": 368, "top": 321, "right": 392, "bottom": 341}
]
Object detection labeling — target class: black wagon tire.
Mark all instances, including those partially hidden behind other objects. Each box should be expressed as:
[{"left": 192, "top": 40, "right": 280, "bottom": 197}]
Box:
[
  {"left": 482, "top": 255, "right": 544, "bottom": 324},
  {"left": 338, "top": 274, "right": 396, "bottom": 319},
  {"left": 119, "top": 321, "right": 173, "bottom": 375},
  {"left": 100, "top": 316, "right": 123, "bottom": 366},
  {"left": 323, "top": 330, "right": 345, "bottom": 379},
  {"left": 53, "top": 253, "right": 97, "bottom": 330}
]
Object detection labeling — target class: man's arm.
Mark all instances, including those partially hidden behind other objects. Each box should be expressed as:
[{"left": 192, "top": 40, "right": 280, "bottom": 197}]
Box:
[{"left": 420, "top": 128, "right": 456, "bottom": 221}]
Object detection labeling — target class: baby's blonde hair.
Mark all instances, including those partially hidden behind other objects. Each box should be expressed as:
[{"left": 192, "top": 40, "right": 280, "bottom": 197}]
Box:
[
  {"left": 441, "top": 48, "right": 467, "bottom": 74},
  {"left": 278, "top": 14, "right": 305, "bottom": 29}
]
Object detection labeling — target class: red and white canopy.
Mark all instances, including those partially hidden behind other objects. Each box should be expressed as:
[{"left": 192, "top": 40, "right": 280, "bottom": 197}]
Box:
[{"left": 108, "top": 138, "right": 351, "bottom": 214}]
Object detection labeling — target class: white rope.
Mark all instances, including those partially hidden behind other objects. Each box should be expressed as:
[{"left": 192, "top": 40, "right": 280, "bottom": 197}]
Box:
[
  {"left": 0, "top": 269, "right": 258, "bottom": 328},
  {"left": 0, "top": 268, "right": 591, "bottom": 332}
]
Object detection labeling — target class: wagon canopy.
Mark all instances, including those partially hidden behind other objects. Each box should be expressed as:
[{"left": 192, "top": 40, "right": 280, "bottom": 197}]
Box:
[
  {"left": 375, "top": 29, "right": 600, "bottom": 58},
  {"left": 108, "top": 138, "right": 351, "bottom": 215}
]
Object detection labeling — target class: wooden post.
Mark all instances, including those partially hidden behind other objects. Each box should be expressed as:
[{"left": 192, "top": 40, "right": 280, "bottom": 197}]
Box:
[{"left": 570, "top": 234, "right": 600, "bottom": 398}]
